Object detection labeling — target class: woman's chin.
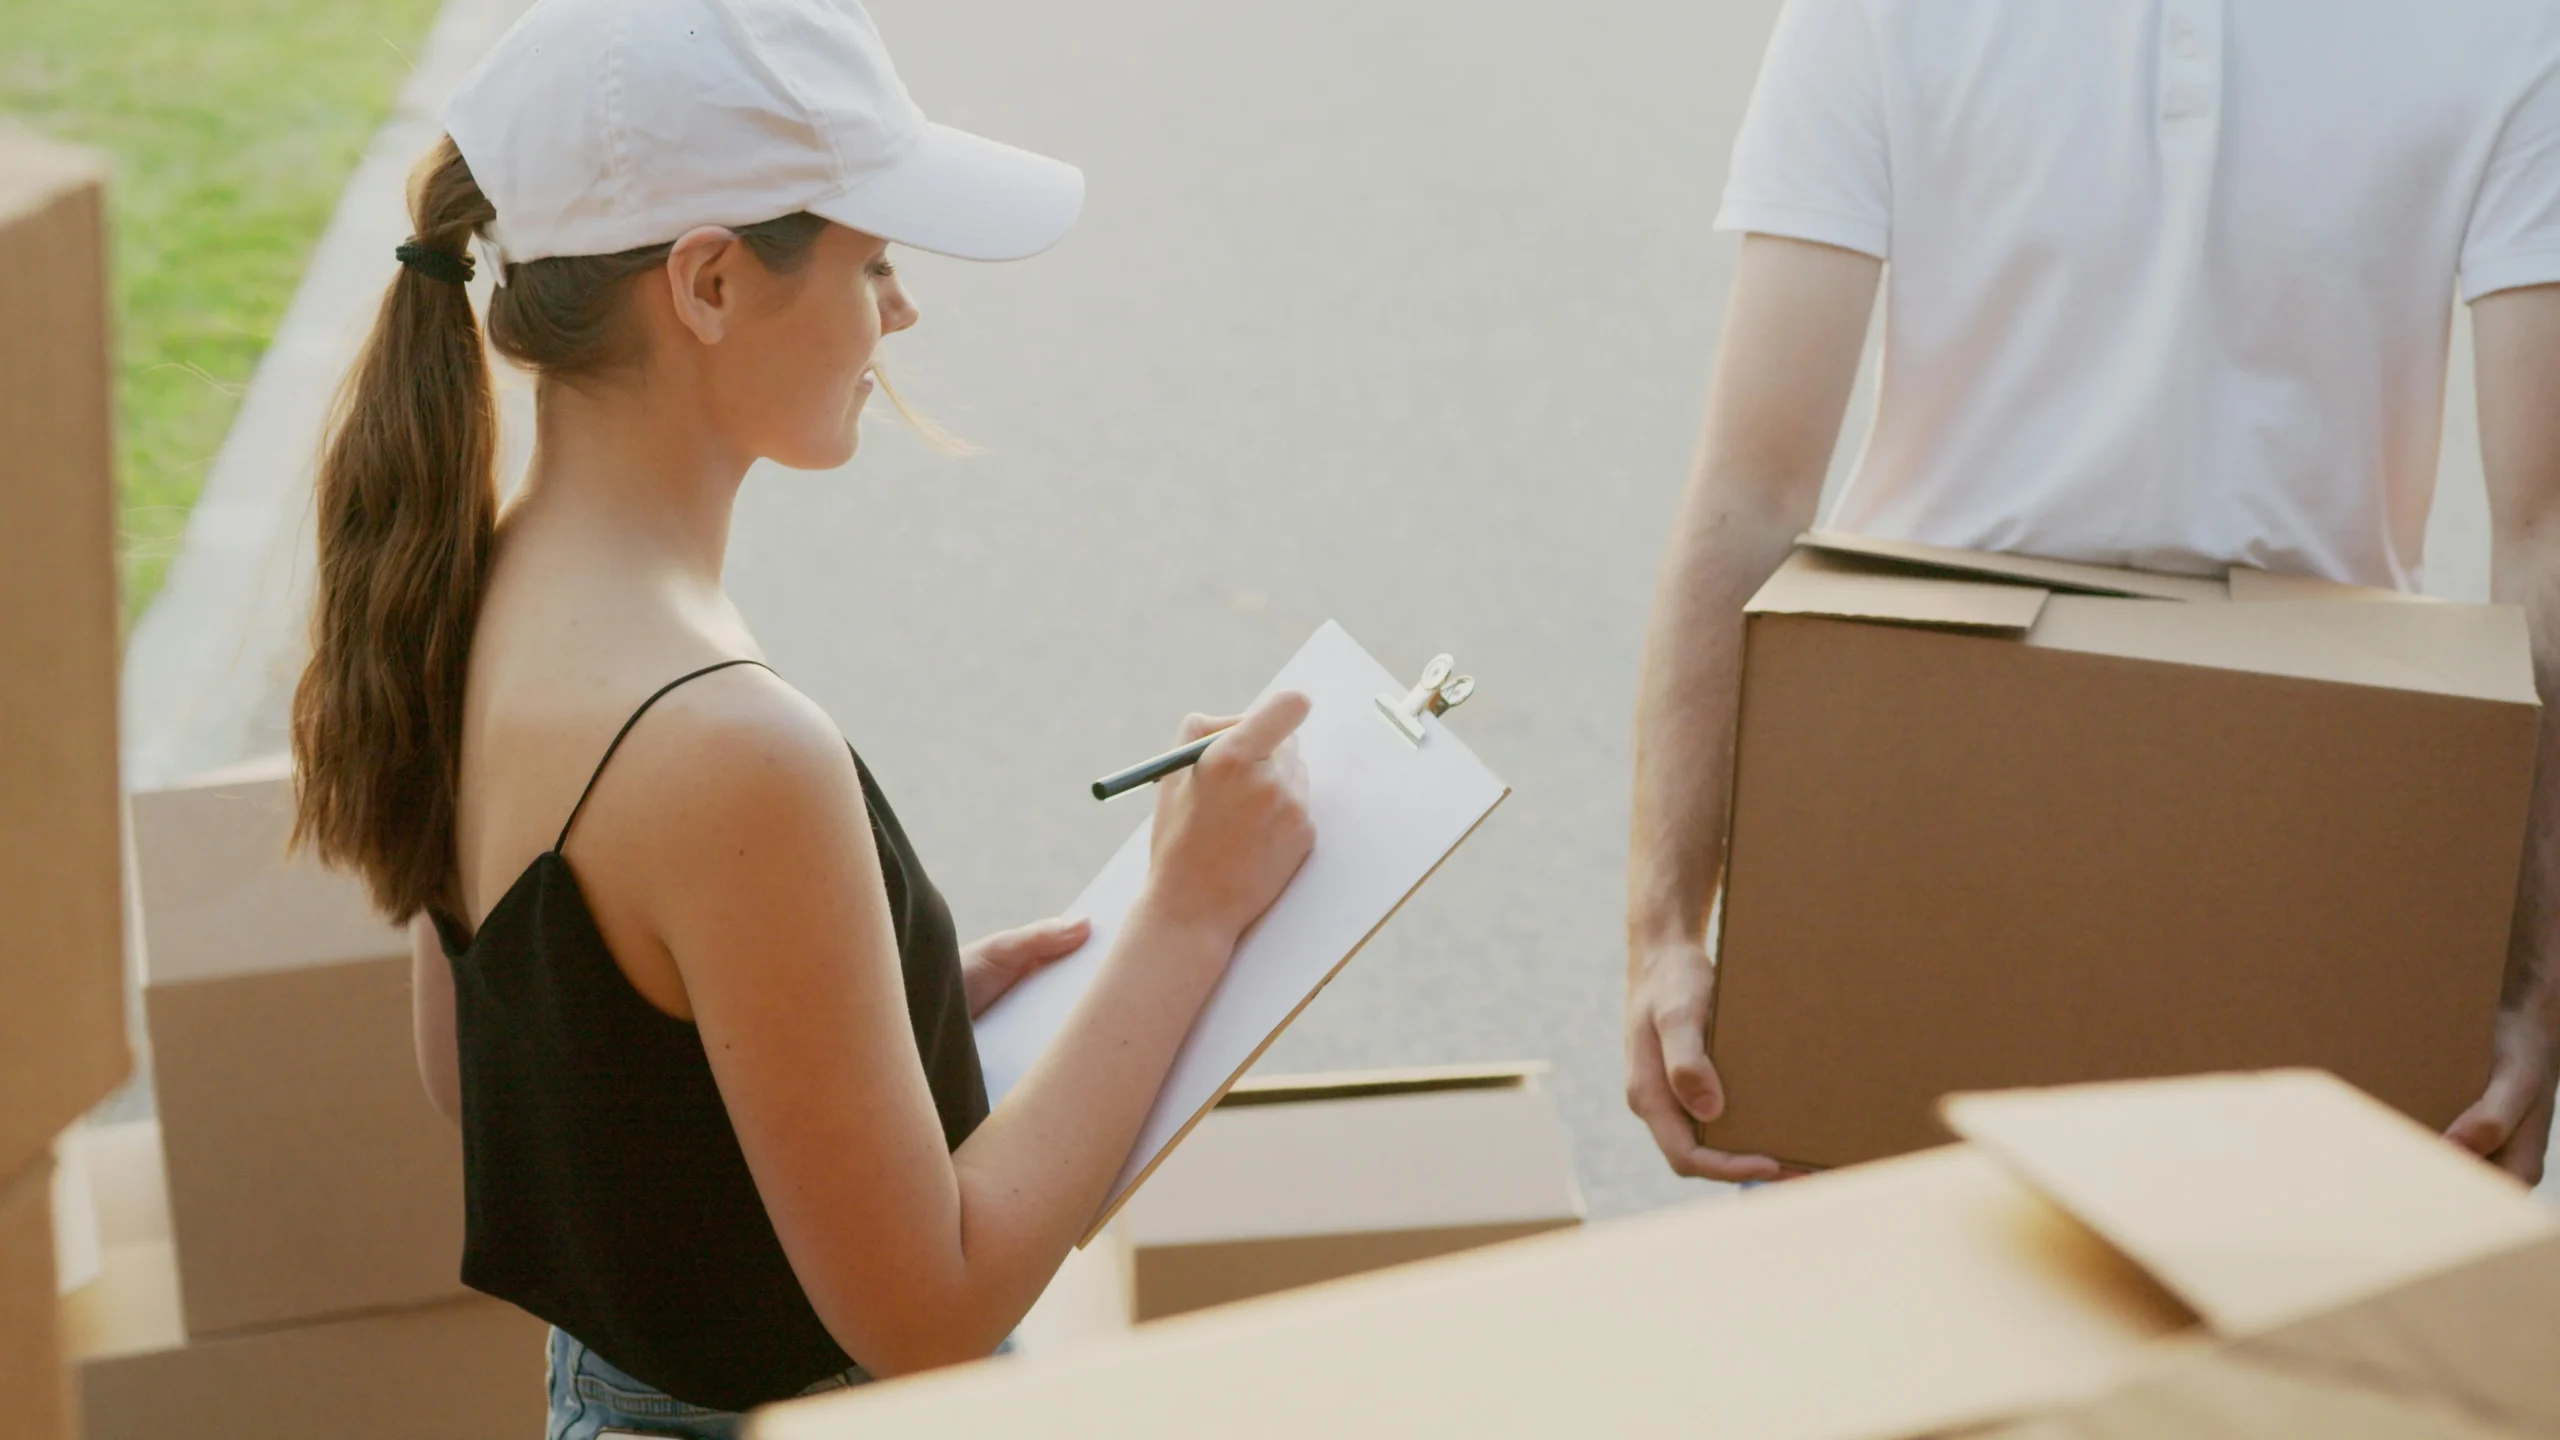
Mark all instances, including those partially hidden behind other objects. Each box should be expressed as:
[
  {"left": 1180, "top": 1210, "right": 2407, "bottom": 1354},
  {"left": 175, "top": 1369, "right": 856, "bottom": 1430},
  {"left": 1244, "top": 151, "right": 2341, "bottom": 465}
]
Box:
[{"left": 766, "top": 425, "right": 862, "bottom": 472}]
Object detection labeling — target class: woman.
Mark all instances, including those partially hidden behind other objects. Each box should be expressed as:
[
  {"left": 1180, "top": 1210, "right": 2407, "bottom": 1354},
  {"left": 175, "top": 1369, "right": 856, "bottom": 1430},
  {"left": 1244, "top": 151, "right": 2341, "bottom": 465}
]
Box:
[{"left": 287, "top": 0, "right": 1314, "bottom": 1434}]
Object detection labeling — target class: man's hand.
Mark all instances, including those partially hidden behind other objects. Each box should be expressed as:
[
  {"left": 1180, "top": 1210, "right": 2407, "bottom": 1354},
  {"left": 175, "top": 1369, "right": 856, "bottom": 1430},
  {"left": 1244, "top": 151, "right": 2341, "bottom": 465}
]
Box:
[
  {"left": 960, "top": 915, "right": 1092, "bottom": 1018},
  {"left": 1623, "top": 234, "right": 1881, "bottom": 1179},
  {"left": 1625, "top": 936, "right": 1782, "bottom": 1182},
  {"left": 2469, "top": 283, "right": 2560, "bottom": 1187},
  {"left": 2449, "top": 1000, "right": 2559, "bottom": 1183}
]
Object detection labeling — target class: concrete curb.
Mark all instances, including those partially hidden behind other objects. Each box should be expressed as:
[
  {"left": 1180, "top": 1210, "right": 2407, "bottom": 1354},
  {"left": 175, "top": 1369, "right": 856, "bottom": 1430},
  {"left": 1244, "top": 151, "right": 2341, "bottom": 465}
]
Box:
[{"left": 118, "top": 0, "right": 535, "bottom": 792}]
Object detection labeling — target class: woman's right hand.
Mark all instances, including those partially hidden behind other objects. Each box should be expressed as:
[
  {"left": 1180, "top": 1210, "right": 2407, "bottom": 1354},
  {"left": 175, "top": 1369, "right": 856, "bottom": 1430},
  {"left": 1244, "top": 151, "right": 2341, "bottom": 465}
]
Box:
[{"left": 1143, "top": 691, "right": 1315, "bottom": 950}]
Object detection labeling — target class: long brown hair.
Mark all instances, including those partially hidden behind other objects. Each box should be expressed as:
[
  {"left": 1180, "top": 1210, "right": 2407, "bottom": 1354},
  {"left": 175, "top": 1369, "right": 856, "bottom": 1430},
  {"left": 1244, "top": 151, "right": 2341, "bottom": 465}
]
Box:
[{"left": 291, "top": 137, "right": 825, "bottom": 922}]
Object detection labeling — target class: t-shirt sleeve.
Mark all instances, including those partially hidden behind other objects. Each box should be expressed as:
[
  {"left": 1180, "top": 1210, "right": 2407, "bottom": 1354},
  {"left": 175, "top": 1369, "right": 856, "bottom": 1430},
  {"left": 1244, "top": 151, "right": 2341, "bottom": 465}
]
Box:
[
  {"left": 1714, "top": 0, "right": 1891, "bottom": 260},
  {"left": 2462, "top": 51, "right": 2560, "bottom": 302}
]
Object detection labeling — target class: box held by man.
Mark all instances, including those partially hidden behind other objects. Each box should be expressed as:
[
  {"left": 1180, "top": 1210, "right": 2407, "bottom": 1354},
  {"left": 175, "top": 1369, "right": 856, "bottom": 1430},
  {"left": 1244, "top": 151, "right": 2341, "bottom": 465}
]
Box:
[{"left": 1703, "top": 531, "right": 2539, "bottom": 1169}]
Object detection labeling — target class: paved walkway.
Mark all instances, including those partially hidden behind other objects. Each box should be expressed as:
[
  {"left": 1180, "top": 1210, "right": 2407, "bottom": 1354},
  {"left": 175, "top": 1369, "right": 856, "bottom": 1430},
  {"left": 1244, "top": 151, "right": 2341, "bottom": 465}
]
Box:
[
  {"left": 117, "top": 0, "right": 536, "bottom": 795},
  {"left": 126, "top": 0, "right": 2520, "bottom": 1211}
]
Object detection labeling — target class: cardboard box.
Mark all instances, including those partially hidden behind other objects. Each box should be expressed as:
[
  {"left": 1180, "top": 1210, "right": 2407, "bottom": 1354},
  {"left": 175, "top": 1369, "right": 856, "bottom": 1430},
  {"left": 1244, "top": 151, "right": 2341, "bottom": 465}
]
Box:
[
  {"left": 1988, "top": 1247, "right": 2560, "bottom": 1439},
  {"left": 3, "top": 1158, "right": 71, "bottom": 1439},
  {"left": 1117, "top": 1064, "right": 1584, "bottom": 1320},
  {"left": 61, "top": 1123, "right": 170, "bottom": 1261},
  {"left": 1704, "top": 531, "right": 2539, "bottom": 1168},
  {"left": 129, "top": 757, "right": 468, "bottom": 1336},
  {"left": 52, "top": 1135, "right": 101, "bottom": 1296},
  {"left": 0, "top": 130, "right": 130, "bottom": 1188},
  {"left": 59, "top": 1119, "right": 545, "bottom": 1440},
  {"left": 745, "top": 1070, "right": 2560, "bottom": 1439}
]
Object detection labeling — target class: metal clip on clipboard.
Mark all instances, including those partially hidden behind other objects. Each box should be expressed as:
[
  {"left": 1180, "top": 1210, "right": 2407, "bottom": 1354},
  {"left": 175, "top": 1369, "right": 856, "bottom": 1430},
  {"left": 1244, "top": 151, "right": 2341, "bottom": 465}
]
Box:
[{"left": 1375, "top": 653, "right": 1475, "bottom": 746}]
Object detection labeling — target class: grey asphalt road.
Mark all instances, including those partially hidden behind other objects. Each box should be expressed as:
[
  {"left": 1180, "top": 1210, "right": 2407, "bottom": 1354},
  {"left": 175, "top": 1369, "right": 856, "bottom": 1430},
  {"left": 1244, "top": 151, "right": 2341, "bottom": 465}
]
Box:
[{"left": 719, "top": 0, "right": 1809, "bottom": 1220}]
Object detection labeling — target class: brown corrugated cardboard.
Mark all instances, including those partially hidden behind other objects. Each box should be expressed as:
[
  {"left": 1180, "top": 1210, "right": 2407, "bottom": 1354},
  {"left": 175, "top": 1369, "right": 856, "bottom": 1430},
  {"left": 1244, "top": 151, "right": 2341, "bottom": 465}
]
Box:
[
  {"left": 1990, "top": 1241, "right": 2560, "bottom": 1438},
  {"left": 1991, "top": 1339, "right": 2545, "bottom": 1439},
  {"left": 61, "top": 1124, "right": 168, "bottom": 1255},
  {"left": 63, "top": 1240, "right": 545, "bottom": 1440},
  {"left": 2226, "top": 564, "right": 2447, "bottom": 604},
  {"left": 1940, "top": 1073, "right": 2555, "bottom": 1335},
  {"left": 57, "top": 1117, "right": 544, "bottom": 1440},
  {"left": 1805, "top": 528, "right": 2230, "bottom": 603},
  {"left": 0, "top": 130, "right": 130, "bottom": 1188},
  {"left": 1015, "top": 1226, "right": 1138, "bottom": 1358},
  {"left": 52, "top": 1137, "right": 101, "bottom": 1296},
  {"left": 1117, "top": 1064, "right": 1584, "bottom": 1320},
  {"left": 129, "top": 753, "right": 407, "bottom": 987},
  {"left": 129, "top": 762, "right": 467, "bottom": 1336},
  {"left": 2219, "top": 1234, "right": 2560, "bottom": 1432},
  {"left": 1704, "top": 534, "right": 2539, "bottom": 1169},
  {"left": 3, "top": 1158, "right": 71, "bottom": 1439},
  {"left": 741, "top": 1071, "right": 2559, "bottom": 1440},
  {"left": 143, "top": 954, "right": 469, "bottom": 1334}
]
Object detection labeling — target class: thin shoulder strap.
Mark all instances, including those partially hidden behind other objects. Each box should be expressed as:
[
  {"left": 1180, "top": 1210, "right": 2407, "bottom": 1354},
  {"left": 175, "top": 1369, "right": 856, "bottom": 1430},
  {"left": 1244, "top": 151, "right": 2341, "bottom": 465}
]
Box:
[{"left": 555, "top": 658, "right": 772, "bottom": 853}]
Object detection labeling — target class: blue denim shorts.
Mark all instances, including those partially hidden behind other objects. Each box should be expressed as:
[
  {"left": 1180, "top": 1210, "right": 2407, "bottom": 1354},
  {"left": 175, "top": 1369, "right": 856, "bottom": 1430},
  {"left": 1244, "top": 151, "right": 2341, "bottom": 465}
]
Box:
[{"left": 545, "top": 1328, "right": 874, "bottom": 1440}]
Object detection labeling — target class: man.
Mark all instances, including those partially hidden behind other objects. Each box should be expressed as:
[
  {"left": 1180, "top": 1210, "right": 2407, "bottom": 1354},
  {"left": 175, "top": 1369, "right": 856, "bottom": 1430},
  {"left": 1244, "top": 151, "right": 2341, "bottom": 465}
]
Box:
[{"left": 1627, "top": 0, "right": 2560, "bottom": 1183}]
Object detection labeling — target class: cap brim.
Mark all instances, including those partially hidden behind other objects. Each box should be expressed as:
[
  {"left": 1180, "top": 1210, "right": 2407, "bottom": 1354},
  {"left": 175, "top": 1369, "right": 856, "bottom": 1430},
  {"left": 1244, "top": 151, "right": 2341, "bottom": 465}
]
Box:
[{"left": 810, "top": 123, "right": 1083, "bottom": 262}]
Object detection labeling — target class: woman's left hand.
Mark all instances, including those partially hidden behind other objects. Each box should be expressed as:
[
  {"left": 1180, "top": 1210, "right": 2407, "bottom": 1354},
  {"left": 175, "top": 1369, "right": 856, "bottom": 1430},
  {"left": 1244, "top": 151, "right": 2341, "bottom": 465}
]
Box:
[{"left": 960, "top": 915, "right": 1093, "bottom": 1018}]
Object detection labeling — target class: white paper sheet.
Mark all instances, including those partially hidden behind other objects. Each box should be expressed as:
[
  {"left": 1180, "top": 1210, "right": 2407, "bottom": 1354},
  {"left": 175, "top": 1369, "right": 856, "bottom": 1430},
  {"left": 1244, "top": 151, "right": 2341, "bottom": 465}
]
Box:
[{"left": 971, "top": 621, "right": 1509, "bottom": 1236}]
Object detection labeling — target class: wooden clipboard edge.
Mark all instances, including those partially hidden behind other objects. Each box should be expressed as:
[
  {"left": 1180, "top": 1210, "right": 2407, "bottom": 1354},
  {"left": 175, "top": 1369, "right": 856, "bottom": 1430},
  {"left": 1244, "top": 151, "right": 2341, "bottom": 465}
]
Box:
[
  {"left": 1074, "top": 783, "right": 1515, "bottom": 1247},
  {"left": 1216, "top": 1060, "right": 1549, "bottom": 1108}
]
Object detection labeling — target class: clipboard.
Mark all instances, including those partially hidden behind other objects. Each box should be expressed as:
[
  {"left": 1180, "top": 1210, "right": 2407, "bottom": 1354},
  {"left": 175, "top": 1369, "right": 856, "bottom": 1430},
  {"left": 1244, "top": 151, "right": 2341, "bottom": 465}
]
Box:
[{"left": 971, "top": 620, "right": 1510, "bottom": 1241}]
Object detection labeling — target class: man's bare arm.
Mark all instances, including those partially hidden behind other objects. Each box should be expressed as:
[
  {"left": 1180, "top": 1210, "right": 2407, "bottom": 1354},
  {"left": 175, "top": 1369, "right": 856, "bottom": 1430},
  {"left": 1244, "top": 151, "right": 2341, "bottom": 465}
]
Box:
[
  {"left": 1625, "top": 234, "right": 1881, "bottom": 1180},
  {"left": 2454, "top": 282, "right": 2560, "bottom": 1183}
]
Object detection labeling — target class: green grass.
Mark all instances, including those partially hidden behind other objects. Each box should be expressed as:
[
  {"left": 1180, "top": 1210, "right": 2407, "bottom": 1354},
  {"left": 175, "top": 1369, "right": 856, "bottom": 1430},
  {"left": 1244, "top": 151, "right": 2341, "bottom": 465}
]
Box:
[{"left": 1, "top": 0, "right": 443, "bottom": 625}]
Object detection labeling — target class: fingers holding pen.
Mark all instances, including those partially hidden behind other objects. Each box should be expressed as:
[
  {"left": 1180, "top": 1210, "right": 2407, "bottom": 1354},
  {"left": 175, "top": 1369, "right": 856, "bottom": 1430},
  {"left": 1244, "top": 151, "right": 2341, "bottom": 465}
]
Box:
[
  {"left": 1149, "top": 690, "right": 1315, "bottom": 944},
  {"left": 1206, "top": 690, "right": 1310, "bottom": 763}
]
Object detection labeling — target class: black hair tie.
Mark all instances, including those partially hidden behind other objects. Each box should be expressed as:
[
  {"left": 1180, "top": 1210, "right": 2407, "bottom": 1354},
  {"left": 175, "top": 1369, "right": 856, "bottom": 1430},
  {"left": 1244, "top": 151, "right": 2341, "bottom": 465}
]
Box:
[{"left": 394, "top": 241, "right": 475, "bottom": 286}]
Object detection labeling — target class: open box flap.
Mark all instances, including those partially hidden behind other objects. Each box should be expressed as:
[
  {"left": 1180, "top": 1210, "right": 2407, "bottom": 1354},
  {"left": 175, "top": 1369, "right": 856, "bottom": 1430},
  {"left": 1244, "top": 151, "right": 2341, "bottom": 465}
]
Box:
[
  {"left": 1801, "top": 530, "right": 2228, "bottom": 604},
  {"left": 2221, "top": 1233, "right": 2560, "bottom": 1434},
  {"left": 1941, "top": 1071, "right": 2560, "bottom": 1339},
  {"left": 2026, "top": 596, "right": 2539, "bottom": 706},
  {"left": 1987, "top": 1342, "right": 2538, "bottom": 1439},
  {"left": 2225, "top": 568, "right": 2446, "bottom": 605},
  {"left": 753, "top": 1146, "right": 2197, "bottom": 1440},
  {"left": 1747, "top": 548, "right": 2050, "bottom": 634},
  {"left": 1990, "top": 1238, "right": 2560, "bottom": 1439}
]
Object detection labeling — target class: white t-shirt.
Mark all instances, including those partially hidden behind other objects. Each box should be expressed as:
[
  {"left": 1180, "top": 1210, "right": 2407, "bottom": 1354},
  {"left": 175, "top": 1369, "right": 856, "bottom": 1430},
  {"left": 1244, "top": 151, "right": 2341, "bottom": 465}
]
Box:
[{"left": 1717, "top": 0, "right": 2560, "bottom": 588}]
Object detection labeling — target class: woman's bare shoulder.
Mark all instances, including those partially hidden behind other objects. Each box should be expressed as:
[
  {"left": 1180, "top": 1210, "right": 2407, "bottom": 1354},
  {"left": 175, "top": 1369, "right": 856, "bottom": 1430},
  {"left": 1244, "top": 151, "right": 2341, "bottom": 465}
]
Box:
[{"left": 582, "top": 661, "right": 861, "bottom": 839}]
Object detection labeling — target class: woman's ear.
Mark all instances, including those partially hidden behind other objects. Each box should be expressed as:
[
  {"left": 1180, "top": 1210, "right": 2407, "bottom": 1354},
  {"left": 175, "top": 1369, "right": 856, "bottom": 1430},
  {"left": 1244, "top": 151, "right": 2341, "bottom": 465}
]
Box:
[{"left": 663, "top": 226, "right": 742, "bottom": 344}]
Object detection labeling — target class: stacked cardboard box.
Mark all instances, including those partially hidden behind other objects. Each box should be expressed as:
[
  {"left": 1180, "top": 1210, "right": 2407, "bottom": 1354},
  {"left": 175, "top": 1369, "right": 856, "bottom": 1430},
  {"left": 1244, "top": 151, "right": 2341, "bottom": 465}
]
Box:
[
  {"left": 130, "top": 753, "right": 468, "bottom": 1333},
  {"left": 0, "top": 130, "right": 132, "bottom": 1440},
  {"left": 1019, "top": 1063, "right": 1586, "bottom": 1352},
  {"left": 63, "top": 757, "right": 546, "bottom": 1439},
  {"left": 751, "top": 1070, "right": 2560, "bottom": 1439},
  {"left": 60, "top": 1119, "right": 545, "bottom": 1440},
  {"left": 3, "top": 1160, "right": 70, "bottom": 1436},
  {"left": 1706, "top": 531, "right": 2540, "bottom": 1168},
  {"left": 1115, "top": 1064, "right": 1584, "bottom": 1320}
]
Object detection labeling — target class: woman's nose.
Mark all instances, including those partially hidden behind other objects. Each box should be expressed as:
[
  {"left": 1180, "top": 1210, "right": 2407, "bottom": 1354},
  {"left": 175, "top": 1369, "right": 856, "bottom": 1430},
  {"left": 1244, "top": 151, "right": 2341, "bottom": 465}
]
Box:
[{"left": 882, "top": 283, "right": 920, "bottom": 335}]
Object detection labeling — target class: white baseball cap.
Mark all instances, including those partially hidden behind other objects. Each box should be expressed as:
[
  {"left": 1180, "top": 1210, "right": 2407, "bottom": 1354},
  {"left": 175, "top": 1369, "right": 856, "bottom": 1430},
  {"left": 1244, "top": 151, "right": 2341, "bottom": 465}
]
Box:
[{"left": 440, "top": 0, "right": 1083, "bottom": 273}]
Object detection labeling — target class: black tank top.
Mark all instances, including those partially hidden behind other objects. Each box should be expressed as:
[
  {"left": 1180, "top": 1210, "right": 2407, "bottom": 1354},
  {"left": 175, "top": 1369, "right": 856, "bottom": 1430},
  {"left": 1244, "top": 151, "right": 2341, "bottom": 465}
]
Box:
[{"left": 435, "top": 660, "right": 989, "bottom": 1411}]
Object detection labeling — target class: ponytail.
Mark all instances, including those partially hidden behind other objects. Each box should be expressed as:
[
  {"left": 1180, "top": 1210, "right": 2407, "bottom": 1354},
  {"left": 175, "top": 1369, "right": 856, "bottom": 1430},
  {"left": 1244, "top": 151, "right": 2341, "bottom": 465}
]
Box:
[
  {"left": 290, "top": 138, "right": 496, "bottom": 923},
  {"left": 290, "top": 136, "right": 839, "bottom": 920}
]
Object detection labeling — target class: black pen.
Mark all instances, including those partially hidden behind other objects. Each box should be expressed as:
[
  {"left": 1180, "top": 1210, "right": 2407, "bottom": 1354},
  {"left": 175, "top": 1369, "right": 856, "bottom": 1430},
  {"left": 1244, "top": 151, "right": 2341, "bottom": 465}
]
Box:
[{"left": 1090, "top": 726, "right": 1233, "bottom": 801}]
